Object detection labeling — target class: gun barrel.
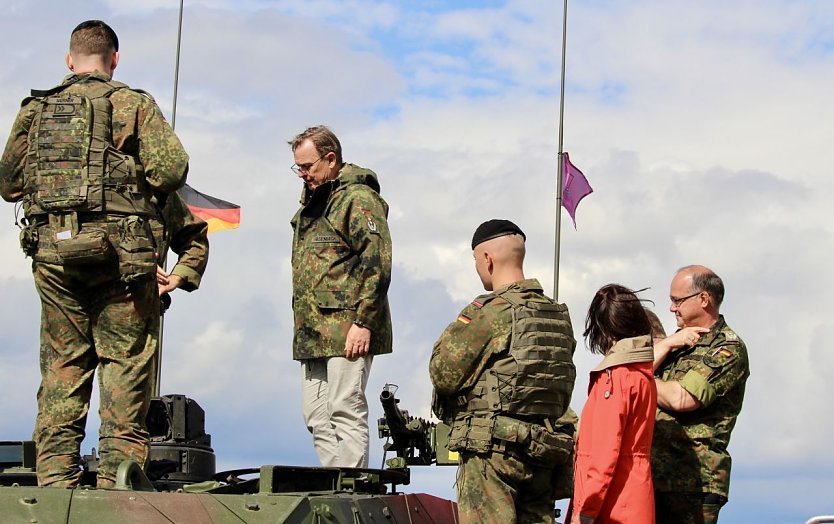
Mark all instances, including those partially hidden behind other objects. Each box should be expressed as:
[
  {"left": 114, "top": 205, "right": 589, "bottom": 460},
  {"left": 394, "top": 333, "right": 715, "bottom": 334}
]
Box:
[{"left": 380, "top": 388, "right": 413, "bottom": 436}]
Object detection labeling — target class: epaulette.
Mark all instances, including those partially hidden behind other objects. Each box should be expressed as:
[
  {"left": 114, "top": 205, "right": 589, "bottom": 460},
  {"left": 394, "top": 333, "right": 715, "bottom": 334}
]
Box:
[
  {"left": 455, "top": 293, "right": 494, "bottom": 324},
  {"left": 131, "top": 88, "right": 155, "bottom": 102},
  {"left": 721, "top": 328, "right": 740, "bottom": 345},
  {"left": 470, "top": 293, "right": 495, "bottom": 309}
]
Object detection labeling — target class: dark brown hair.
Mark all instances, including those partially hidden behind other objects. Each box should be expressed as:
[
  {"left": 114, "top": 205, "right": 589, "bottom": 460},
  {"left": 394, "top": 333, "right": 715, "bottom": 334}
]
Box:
[
  {"left": 583, "top": 284, "right": 653, "bottom": 355},
  {"left": 70, "top": 20, "right": 119, "bottom": 56}
]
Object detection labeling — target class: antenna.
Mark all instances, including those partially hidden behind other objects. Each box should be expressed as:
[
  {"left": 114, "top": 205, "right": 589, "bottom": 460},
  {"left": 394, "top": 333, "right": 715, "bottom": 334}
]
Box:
[{"left": 152, "top": 0, "right": 185, "bottom": 398}]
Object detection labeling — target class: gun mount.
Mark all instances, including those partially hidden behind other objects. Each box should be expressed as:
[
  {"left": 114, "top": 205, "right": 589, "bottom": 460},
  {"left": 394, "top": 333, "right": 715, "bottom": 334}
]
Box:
[{"left": 378, "top": 384, "right": 435, "bottom": 472}]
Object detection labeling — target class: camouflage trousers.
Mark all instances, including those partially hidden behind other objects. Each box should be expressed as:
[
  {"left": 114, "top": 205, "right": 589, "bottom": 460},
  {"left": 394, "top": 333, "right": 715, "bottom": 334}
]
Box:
[
  {"left": 32, "top": 260, "right": 158, "bottom": 488},
  {"left": 655, "top": 491, "right": 727, "bottom": 524},
  {"left": 457, "top": 450, "right": 557, "bottom": 524}
]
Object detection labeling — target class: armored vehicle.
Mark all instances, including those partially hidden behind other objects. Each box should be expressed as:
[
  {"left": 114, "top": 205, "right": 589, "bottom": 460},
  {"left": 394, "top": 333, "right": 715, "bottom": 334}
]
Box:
[{"left": 0, "top": 386, "right": 459, "bottom": 523}]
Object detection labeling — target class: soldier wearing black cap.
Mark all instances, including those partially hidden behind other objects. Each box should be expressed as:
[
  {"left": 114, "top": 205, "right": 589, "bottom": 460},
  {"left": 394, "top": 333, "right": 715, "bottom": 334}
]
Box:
[{"left": 430, "top": 220, "right": 578, "bottom": 524}]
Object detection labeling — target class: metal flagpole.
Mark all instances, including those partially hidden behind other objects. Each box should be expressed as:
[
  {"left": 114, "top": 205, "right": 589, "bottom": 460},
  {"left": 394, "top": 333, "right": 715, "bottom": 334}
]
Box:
[
  {"left": 153, "top": 0, "right": 185, "bottom": 398},
  {"left": 553, "top": 0, "right": 569, "bottom": 301},
  {"left": 171, "top": 0, "right": 184, "bottom": 132}
]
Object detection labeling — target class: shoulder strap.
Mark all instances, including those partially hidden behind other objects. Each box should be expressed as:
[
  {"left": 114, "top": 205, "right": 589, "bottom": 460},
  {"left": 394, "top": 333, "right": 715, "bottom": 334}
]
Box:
[{"left": 31, "top": 76, "right": 128, "bottom": 99}]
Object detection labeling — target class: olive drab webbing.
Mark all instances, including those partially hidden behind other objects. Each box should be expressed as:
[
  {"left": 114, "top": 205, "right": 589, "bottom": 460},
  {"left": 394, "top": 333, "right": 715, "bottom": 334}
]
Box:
[
  {"left": 22, "top": 77, "right": 156, "bottom": 219},
  {"left": 465, "top": 290, "right": 576, "bottom": 419},
  {"left": 445, "top": 289, "right": 577, "bottom": 464}
]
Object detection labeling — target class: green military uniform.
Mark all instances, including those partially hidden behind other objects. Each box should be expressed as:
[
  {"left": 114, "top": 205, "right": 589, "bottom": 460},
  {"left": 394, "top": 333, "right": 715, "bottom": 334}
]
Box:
[
  {"left": 291, "top": 162, "right": 392, "bottom": 467},
  {"left": 652, "top": 316, "right": 749, "bottom": 524},
  {"left": 290, "top": 163, "right": 392, "bottom": 360},
  {"left": 0, "top": 71, "right": 188, "bottom": 488},
  {"left": 430, "top": 279, "right": 576, "bottom": 524}
]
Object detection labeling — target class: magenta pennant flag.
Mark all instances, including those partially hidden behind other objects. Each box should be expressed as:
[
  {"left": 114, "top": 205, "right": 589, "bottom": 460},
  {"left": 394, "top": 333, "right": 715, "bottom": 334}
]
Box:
[{"left": 561, "top": 152, "right": 593, "bottom": 228}]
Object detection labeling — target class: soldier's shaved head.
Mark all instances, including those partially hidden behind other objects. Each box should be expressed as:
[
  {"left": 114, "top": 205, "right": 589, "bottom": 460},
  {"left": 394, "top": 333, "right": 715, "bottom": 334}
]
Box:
[
  {"left": 479, "top": 233, "right": 525, "bottom": 266},
  {"left": 473, "top": 232, "right": 526, "bottom": 291}
]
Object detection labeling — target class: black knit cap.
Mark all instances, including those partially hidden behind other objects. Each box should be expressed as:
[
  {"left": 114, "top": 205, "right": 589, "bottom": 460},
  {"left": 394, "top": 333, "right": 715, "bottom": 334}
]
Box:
[{"left": 471, "top": 219, "right": 526, "bottom": 249}]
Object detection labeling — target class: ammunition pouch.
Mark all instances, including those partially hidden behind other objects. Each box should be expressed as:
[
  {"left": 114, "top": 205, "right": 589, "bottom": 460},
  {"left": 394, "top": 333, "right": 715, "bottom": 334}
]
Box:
[
  {"left": 115, "top": 215, "right": 156, "bottom": 282},
  {"left": 19, "top": 222, "right": 39, "bottom": 257},
  {"left": 447, "top": 415, "right": 493, "bottom": 454},
  {"left": 448, "top": 414, "right": 574, "bottom": 467},
  {"left": 55, "top": 227, "right": 113, "bottom": 265},
  {"left": 493, "top": 415, "right": 573, "bottom": 466}
]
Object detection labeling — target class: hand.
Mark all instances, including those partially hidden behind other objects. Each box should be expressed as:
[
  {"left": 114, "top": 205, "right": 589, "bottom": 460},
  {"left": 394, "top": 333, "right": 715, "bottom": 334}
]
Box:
[
  {"left": 653, "top": 326, "right": 709, "bottom": 372},
  {"left": 344, "top": 324, "right": 371, "bottom": 359},
  {"left": 667, "top": 326, "right": 710, "bottom": 350},
  {"left": 156, "top": 266, "right": 184, "bottom": 296},
  {"left": 156, "top": 265, "right": 169, "bottom": 286}
]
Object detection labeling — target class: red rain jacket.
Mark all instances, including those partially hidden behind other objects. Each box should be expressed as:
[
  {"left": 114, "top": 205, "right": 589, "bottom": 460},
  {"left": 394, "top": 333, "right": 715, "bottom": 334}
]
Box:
[{"left": 569, "top": 336, "right": 657, "bottom": 524}]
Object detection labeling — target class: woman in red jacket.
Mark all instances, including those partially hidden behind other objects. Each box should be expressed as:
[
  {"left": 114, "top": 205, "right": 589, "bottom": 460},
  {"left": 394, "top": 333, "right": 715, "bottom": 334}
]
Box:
[{"left": 569, "top": 284, "right": 658, "bottom": 524}]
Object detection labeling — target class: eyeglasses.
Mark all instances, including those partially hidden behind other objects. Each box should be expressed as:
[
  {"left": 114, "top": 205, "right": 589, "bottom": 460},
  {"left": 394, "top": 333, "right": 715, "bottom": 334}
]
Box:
[
  {"left": 291, "top": 154, "right": 326, "bottom": 175},
  {"left": 670, "top": 291, "right": 702, "bottom": 308}
]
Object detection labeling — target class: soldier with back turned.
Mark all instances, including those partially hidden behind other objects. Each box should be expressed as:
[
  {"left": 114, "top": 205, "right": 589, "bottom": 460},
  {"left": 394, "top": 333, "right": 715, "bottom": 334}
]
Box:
[
  {"left": 0, "top": 20, "right": 188, "bottom": 487},
  {"left": 430, "top": 219, "right": 577, "bottom": 523}
]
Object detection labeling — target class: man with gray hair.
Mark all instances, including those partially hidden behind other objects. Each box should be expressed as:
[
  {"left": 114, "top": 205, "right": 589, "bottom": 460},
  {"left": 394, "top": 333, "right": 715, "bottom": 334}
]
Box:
[{"left": 652, "top": 265, "right": 750, "bottom": 523}]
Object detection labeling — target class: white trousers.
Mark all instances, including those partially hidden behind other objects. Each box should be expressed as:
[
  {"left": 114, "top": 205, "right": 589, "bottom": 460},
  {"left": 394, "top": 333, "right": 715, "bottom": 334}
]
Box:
[{"left": 301, "top": 355, "right": 372, "bottom": 468}]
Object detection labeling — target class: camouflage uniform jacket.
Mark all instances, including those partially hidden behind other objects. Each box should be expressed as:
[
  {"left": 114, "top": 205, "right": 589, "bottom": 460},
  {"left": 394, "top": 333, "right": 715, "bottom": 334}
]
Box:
[
  {"left": 153, "top": 191, "right": 209, "bottom": 291},
  {"left": 652, "top": 315, "right": 749, "bottom": 498},
  {"left": 430, "top": 278, "right": 575, "bottom": 416},
  {"left": 0, "top": 71, "right": 188, "bottom": 204},
  {"left": 290, "top": 163, "right": 393, "bottom": 360}
]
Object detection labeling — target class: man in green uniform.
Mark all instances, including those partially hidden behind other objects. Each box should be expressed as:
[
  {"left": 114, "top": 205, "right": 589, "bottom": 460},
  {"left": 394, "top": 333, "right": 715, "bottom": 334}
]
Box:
[
  {"left": 288, "top": 126, "right": 392, "bottom": 468},
  {"left": 0, "top": 20, "right": 189, "bottom": 487},
  {"left": 430, "top": 220, "right": 576, "bottom": 523},
  {"left": 652, "top": 265, "right": 750, "bottom": 523}
]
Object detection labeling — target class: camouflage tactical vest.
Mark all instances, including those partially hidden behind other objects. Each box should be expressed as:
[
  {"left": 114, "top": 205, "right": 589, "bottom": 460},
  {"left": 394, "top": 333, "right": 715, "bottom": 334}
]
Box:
[
  {"left": 465, "top": 289, "right": 576, "bottom": 419},
  {"left": 22, "top": 77, "right": 156, "bottom": 219}
]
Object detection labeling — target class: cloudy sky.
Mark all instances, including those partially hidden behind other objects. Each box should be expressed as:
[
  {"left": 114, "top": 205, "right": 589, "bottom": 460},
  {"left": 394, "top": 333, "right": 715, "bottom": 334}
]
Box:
[{"left": 1, "top": 0, "right": 832, "bottom": 521}]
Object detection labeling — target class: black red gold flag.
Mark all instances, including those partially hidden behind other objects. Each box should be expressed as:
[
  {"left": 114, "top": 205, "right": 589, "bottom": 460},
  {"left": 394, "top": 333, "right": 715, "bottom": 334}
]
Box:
[{"left": 178, "top": 184, "right": 240, "bottom": 234}]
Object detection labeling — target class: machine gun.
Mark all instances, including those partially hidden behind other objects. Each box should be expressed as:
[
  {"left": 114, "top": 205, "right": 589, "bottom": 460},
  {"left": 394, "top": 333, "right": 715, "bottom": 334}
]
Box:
[{"left": 377, "top": 384, "right": 457, "bottom": 477}]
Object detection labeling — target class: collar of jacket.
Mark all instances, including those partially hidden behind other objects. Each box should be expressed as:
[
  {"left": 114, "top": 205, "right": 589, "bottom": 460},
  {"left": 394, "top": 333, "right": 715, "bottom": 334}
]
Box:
[
  {"left": 299, "top": 163, "right": 381, "bottom": 205},
  {"left": 591, "top": 335, "right": 654, "bottom": 372},
  {"left": 492, "top": 278, "right": 544, "bottom": 295},
  {"left": 61, "top": 70, "right": 112, "bottom": 86}
]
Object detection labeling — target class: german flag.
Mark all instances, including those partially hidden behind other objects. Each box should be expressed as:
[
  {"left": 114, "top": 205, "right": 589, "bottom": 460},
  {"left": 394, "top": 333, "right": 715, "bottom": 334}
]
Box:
[{"left": 178, "top": 184, "right": 240, "bottom": 234}]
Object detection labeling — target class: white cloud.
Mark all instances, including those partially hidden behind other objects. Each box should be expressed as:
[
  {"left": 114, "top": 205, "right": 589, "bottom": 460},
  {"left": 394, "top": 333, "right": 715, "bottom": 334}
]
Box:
[{"left": 1, "top": 1, "right": 832, "bottom": 521}]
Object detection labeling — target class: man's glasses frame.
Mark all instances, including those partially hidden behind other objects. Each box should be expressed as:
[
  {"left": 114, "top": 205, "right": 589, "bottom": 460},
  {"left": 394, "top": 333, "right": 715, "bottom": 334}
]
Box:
[
  {"left": 670, "top": 291, "right": 702, "bottom": 308},
  {"left": 291, "top": 154, "right": 327, "bottom": 175}
]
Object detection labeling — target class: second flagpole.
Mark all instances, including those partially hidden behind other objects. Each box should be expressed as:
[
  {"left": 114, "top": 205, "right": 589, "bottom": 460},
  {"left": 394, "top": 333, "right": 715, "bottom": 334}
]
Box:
[{"left": 553, "top": 0, "right": 569, "bottom": 301}]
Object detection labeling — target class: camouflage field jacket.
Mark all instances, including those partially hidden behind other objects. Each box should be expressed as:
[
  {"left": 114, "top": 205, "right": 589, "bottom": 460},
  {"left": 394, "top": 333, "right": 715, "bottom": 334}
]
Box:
[
  {"left": 652, "top": 315, "right": 750, "bottom": 497},
  {"left": 290, "top": 163, "right": 393, "bottom": 360}
]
